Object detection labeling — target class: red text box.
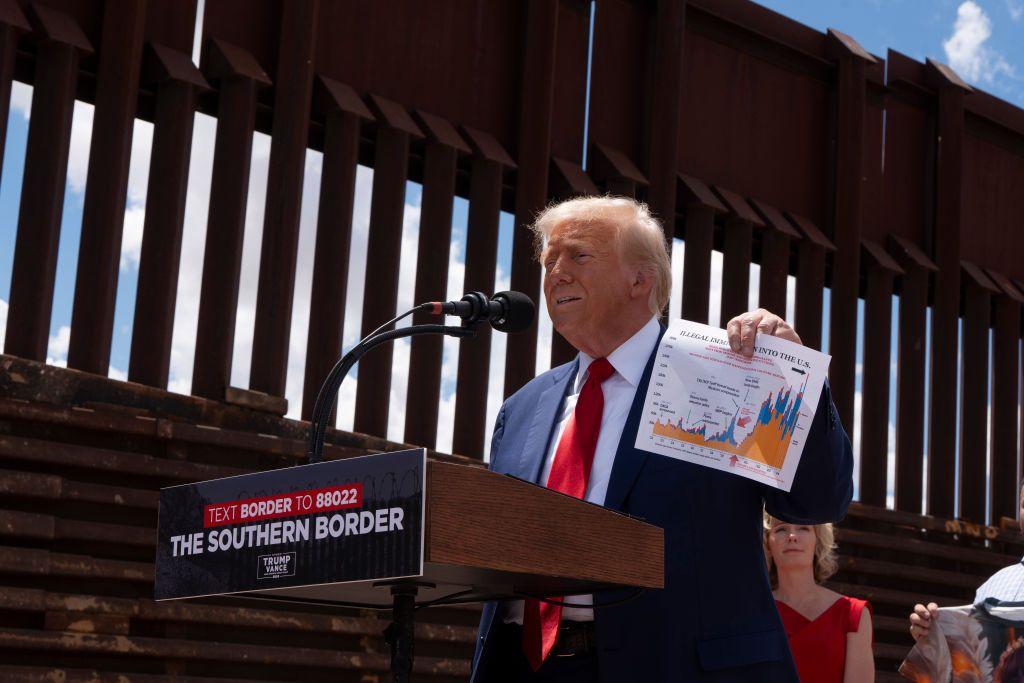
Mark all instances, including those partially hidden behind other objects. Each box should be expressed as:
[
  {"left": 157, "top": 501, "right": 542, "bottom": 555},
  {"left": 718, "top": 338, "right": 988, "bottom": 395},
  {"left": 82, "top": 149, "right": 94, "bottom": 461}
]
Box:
[{"left": 203, "top": 484, "right": 363, "bottom": 528}]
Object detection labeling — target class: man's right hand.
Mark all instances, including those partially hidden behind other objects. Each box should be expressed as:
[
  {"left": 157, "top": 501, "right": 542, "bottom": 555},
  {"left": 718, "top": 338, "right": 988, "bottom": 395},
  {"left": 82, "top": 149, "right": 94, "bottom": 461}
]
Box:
[{"left": 908, "top": 602, "right": 939, "bottom": 641}]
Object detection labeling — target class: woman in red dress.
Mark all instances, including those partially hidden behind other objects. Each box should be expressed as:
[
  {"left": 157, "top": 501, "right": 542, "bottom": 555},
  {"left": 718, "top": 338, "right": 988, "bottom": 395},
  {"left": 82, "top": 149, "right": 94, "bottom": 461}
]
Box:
[{"left": 764, "top": 514, "right": 874, "bottom": 682}]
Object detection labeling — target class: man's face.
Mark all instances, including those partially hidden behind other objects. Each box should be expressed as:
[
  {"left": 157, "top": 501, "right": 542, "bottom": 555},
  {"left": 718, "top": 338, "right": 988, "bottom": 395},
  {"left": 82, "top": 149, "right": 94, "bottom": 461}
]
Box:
[{"left": 541, "top": 220, "right": 634, "bottom": 350}]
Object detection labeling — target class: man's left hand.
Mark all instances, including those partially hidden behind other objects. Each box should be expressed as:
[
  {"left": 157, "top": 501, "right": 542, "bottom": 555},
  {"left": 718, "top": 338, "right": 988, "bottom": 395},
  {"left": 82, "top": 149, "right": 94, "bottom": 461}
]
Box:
[{"left": 726, "top": 309, "right": 802, "bottom": 358}]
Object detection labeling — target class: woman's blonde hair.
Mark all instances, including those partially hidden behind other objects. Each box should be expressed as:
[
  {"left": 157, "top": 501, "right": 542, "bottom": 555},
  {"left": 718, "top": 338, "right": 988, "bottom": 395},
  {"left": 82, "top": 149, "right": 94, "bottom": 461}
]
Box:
[
  {"left": 763, "top": 512, "right": 838, "bottom": 587},
  {"left": 529, "top": 195, "right": 672, "bottom": 317}
]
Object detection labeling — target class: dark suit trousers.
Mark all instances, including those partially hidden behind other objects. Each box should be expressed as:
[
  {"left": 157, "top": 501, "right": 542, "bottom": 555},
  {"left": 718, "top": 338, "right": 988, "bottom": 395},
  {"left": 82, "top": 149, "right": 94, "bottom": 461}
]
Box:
[{"left": 477, "top": 621, "right": 600, "bottom": 683}]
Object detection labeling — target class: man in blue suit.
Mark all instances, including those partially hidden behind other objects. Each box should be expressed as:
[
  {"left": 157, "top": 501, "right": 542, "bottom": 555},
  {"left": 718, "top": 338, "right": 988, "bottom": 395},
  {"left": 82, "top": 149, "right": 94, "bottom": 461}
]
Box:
[{"left": 470, "top": 196, "right": 853, "bottom": 682}]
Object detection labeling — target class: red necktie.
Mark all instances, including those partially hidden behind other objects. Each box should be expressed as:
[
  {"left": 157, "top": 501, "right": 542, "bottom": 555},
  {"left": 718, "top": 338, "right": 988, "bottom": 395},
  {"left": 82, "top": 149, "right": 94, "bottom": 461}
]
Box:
[{"left": 522, "top": 357, "right": 615, "bottom": 670}]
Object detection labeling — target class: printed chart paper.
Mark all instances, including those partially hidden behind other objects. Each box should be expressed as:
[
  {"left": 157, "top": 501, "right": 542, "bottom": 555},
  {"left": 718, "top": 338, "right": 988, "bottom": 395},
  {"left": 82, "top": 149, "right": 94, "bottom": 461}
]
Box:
[{"left": 635, "top": 319, "right": 831, "bottom": 491}]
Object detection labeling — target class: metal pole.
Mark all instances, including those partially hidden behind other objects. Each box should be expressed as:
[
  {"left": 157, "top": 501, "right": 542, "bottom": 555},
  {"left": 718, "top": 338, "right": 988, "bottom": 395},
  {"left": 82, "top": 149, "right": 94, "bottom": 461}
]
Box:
[{"left": 387, "top": 583, "right": 419, "bottom": 683}]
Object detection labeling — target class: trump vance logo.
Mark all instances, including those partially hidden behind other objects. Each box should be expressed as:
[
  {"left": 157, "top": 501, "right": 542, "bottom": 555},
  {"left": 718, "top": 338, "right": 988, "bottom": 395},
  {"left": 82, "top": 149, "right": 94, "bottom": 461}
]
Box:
[{"left": 257, "top": 552, "right": 296, "bottom": 579}]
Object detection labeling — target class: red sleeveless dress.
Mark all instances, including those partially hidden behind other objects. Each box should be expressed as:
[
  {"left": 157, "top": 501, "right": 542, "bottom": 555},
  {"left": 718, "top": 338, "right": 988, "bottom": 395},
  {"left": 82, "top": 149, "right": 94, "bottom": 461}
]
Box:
[{"left": 775, "top": 596, "right": 871, "bottom": 683}]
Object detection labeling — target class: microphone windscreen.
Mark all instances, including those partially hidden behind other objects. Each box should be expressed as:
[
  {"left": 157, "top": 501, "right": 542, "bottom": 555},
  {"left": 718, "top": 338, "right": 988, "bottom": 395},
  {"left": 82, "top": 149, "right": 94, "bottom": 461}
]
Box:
[{"left": 492, "top": 291, "right": 535, "bottom": 333}]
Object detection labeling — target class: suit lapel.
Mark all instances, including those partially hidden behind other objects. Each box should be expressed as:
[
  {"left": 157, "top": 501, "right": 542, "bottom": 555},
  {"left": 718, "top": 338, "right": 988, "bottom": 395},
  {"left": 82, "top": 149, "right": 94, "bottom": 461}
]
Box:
[
  {"left": 603, "top": 325, "right": 666, "bottom": 511},
  {"left": 514, "top": 359, "right": 578, "bottom": 483}
]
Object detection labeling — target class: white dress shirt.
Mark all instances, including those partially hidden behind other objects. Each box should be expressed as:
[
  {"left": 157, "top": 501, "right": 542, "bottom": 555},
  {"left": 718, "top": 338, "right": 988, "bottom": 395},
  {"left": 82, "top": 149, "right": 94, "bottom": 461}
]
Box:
[
  {"left": 504, "top": 316, "right": 662, "bottom": 624},
  {"left": 975, "top": 557, "right": 1024, "bottom": 604}
]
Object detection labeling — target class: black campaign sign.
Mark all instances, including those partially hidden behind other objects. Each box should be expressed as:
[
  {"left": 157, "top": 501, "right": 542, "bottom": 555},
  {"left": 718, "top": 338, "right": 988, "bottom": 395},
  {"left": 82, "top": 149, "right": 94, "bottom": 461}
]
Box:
[{"left": 155, "top": 449, "right": 425, "bottom": 600}]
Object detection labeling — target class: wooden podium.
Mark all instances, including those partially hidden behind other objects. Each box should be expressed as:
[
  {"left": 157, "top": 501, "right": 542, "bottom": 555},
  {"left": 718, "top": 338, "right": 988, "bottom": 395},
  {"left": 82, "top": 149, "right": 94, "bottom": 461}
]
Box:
[
  {"left": 251, "top": 459, "right": 665, "bottom": 606},
  {"left": 155, "top": 450, "right": 663, "bottom": 680}
]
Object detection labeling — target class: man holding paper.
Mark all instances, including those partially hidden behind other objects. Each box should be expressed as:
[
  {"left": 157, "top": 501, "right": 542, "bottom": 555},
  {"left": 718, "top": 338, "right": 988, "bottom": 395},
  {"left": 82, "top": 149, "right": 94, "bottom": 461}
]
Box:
[{"left": 470, "top": 196, "right": 853, "bottom": 683}]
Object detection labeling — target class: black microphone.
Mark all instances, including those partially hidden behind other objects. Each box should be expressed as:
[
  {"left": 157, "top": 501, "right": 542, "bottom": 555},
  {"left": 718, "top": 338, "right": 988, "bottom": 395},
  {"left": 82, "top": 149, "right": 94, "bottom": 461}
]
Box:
[{"left": 427, "top": 291, "right": 535, "bottom": 333}]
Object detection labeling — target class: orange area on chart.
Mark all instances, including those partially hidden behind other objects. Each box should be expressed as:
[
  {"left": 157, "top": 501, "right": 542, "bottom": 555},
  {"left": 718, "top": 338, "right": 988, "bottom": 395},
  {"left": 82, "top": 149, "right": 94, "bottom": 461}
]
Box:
[{"left": 651, "top": 382, "right": 806, "bottom": 470}]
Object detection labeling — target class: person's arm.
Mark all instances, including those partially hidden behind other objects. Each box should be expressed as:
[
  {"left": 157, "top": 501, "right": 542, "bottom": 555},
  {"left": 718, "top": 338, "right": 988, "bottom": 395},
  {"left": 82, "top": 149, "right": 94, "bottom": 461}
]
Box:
[
  {"left": 843, "top": 608, "right": 874, "bottom": 683},
  {"left": 726, "top": 309, "right": 854, "bottom": 524},
  {"left": 487, "top": 404, "right": 507, "bottom": 470},
  {"left": 763, "top": 382, "right": 854, "bottom": 523}
]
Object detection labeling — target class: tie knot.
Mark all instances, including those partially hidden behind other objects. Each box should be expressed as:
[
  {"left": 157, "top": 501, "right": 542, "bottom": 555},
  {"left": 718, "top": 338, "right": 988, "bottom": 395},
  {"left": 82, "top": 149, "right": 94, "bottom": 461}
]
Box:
[{"left": 586, "top": 358, "right": 615, "bottom": 385}]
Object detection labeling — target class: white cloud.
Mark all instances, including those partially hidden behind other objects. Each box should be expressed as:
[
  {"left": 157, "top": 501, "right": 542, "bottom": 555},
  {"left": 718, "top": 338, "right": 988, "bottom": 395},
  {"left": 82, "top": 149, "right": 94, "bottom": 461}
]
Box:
[
  {"left": 435, "top": 375, "right": 459, "bottom": 454},
  {"left": 126, "top": 119, "right": 154, "bottom": 206},
  {"left": 329, "top": 166, "right": 375, "bottom": 431},
  {"left": 116, "top": 119, "right": 154, "bottom": 272},
  {"left": 535, "top": 274, "right": 554, "bottom": 375},
  {"left": 851, "top": 390, "right": 862, "bottom": 499},
  {"left": 943, "top": 2, "right": 1015, "bottom": 84},
  {"left": 192, "top": 0, "right": 206, "bottom": 65},
  {"left": 432, "top": 209, "right": 469, "bottom": 452},
  {"left": 43, "top": 325, "right": 128, "bottom": 378},
  {"left": 341, "top": 167, "right": 375, "bottom": 350},
  {"left": 121, "top": 207, "right": 145, "bottom": 270},
  {"left": 284, "top": 150, "right": 326, "bottom": 413},
  {"left": 748, "top": 263, "right": 761, "bottom": 312},
  {"left": 785, "top": 275, "right": 796, "bottom": 325},
  {"left": 47, "top": 325, "right": 70, "bottom": 363},
  {"left": 1008, "top": 0, "right": 1023, "bottom": 21},
  {"left": 482, "top": 261, "right": 512, "bottom": 458},
  {"left": 226, "top": 131, "right": 271, "bottom": 393},
  {"left": 66, "top": 101, "right": 94, "bottom": 195},
  {"left": 383, "top": 199, "right": 423, "bottom": 441},
  {"left": 385, "top": 337, "right": 412, "bottom": 442},
  {"left": 708, "top": 251, "right": 724, "bottom": 328},
  {"left": 167, "top": 113, "right": 218, "bottom": 395},
  {"left": 10, "top": 81, "right": 31, "bottom": 121},
  {"left": 885, "top": 418, "right": 897, "bottom": 508},
  {"left": 669, "top": 239, "right": 684, "bottom": 322}
]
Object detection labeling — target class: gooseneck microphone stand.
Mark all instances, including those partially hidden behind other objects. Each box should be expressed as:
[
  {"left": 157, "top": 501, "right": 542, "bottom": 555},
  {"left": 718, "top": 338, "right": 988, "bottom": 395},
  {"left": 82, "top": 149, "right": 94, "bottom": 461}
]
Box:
[
  {"left": 304, "top": 292, "right": 520, "bottom": 683},
  {"left": 306, "top": 317, "right": 474, "bottom": 464}
]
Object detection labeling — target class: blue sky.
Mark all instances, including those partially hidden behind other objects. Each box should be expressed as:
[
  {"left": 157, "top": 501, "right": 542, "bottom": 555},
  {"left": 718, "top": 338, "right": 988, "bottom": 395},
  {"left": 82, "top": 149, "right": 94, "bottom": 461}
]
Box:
[
  {"left": 755, "top": 0, "right": 1024, "bottom": 107},
  {"left": 0, "top": 1, "right": 1018, "bottom": 516}
]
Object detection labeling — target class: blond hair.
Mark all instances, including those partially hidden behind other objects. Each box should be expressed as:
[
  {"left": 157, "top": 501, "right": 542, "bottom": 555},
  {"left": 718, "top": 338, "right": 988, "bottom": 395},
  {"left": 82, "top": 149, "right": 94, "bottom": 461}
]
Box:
[
  {"left": 530, "top": 195, "right": 672, "bottom": 317},
  {"left": 763, "top": 512, "right": 838, "bottom": 587}
]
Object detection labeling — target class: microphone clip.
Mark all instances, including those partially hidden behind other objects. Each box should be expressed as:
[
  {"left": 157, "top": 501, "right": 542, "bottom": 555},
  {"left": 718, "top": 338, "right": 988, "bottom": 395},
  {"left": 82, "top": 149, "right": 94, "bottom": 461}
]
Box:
[
  {"left": 456, "top": 291, "right": 491, "bottom": 329},
  {"left": 429, "top": 291, "right": 492, "bottom": 328},
  {"left": 425, "top": 290, "right": 534, "bottom": 333}
]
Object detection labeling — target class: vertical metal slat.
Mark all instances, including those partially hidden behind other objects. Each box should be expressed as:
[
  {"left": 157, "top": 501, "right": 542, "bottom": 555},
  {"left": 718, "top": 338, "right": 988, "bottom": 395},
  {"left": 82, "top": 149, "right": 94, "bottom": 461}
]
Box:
[
  {"left": 129, "top": 46, "right": 209, "bottom": 387},
  {"left": 987, "top": 270, "right": 1023, "bottom": 523},
  {"left": 959, "top": 262, "right": 997, "bottom": 522},
  {"left": 678, "top": 175, "right": 724, "bottom": 325},
  {"left": 353, "top": 96, "right": 423, "bottom": 438},
  {"left": 301, "top": 79, "right": 373, "bottom": 421},
  {"left": 926, "top": 61, "right": 970, "bottom": 518},
  {"left": 453, "top": 156, "right": 505, "bottom": 458},
  {"left": 4, "top": 7, "right": 91, "bottom": 361},
  {"left": 788, "top": 213, "right": 834, "bottom": 353},
  {"left": 0, "top": 1, "right": 29, "bottom": 190},
  {"left": 889, "top": 236, "right": 936, "bottom": 513},
  {"left": 400, "top": 115, "right": 467, "bottom": 446},
  {"left": 191, "top": 40, "right": 271, "bottom": 400},
  {"left": 505, "top": 0, "right": 559, "bottom": 397},
  {"left": 825, "top": 31, "right": 874, "bottom": 438},
  {"left": 249, "top": 0, "right": 320, "bottom": 397},
  {"left": 715, "top": 187, "right": 762, "bottom": 326},
  {"left": 67, "top": 0, "right": 147, "bottom": 374},
  {"left": 859, "top": 240, "right": 903, "bottom": 506}
]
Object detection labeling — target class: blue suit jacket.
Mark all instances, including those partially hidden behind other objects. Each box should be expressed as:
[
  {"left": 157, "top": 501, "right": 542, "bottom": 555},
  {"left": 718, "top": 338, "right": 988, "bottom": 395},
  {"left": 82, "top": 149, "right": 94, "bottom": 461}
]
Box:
[{"left": 470, "top": 329, "right": 854, "bottom": 682}]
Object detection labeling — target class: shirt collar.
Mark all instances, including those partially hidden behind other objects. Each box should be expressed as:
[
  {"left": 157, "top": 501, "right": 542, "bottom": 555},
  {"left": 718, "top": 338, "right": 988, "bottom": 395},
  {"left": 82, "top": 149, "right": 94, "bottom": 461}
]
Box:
[{"left": 576, "top": 317, "right": 662, "bottom": 391}]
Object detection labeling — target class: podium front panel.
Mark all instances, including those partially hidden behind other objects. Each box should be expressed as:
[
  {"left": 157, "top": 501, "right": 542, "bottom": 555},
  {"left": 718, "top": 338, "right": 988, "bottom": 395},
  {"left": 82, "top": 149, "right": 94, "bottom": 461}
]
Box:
[{"left": 155, "top": 448, "right": 426, "bottom": 600}]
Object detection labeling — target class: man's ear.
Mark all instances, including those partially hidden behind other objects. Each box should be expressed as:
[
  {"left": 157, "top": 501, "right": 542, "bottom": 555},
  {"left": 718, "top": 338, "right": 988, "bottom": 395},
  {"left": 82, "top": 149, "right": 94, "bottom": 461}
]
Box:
[{"left": 631, "top": 267, "right": 653, "bottom": 299}]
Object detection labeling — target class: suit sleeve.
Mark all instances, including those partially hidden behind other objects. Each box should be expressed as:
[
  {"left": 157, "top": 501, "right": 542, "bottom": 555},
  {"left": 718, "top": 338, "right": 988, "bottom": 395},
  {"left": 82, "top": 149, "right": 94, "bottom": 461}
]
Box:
[
  {"left": 487, "top": 404, "right": 507, "bottom": 470},
  {"left": 763, "top": 381, "right": 854, "bottom": 524}
]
